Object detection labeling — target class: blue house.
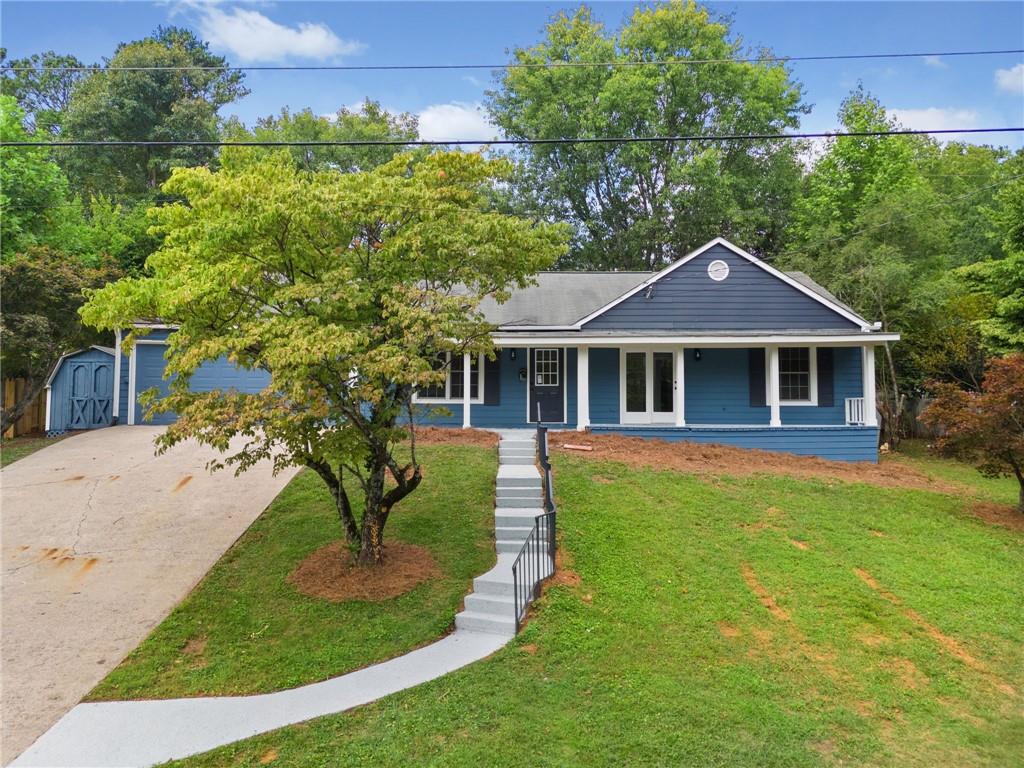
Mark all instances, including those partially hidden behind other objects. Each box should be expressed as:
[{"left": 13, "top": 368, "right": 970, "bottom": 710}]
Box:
[
  {"left": 413, "top": 238, "right": 897, "bottom": 462},
  {"left": 47, "top": 238, "right": 895, "bottom": 463}
]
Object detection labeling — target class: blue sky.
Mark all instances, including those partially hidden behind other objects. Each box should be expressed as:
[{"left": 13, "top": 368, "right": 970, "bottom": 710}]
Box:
[{"left": 3, "top": 1, "right": 1023, "bottom": 149}]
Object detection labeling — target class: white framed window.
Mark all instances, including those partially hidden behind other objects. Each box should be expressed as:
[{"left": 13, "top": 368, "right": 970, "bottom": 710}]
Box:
[
  {"left": 778, "top": 347, "right": 817, "bottom": 406},
  {"left": 414, "top": 352, "right": 483, "bottom": 403},
  {"left": 534, "top": 348, "right": 559, "bottom": 386}
]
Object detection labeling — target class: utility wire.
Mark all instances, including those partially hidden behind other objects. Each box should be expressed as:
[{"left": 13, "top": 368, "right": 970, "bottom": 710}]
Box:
[
  {"left": 3, "top": 48, "right": 1022, "bottom": 72},
  {"left": 4, "top": 127, "right": 1023, "bottom": 149}
]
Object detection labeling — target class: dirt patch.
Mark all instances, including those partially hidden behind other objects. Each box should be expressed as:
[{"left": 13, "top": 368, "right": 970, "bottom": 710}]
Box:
[
  {"left": 414, "top": 427, "right": 498, "bottom": 449},
  {"left": 550, "top": 546, "right": 582, "bottom": 588},
  {"left": 520, "top": 643, "right": 538, "bottom": 655},
  {"left": 259, "top": 748, "right": 278, "bottom": 764},
  {"left": 740, "top": 563, "right": 790, "bottom": 621},
  {"left": 288, "top": 541, "right": 440, "bottom": 603},
  {"left": 718, "top": 622, "right": 742, "bottom": 638},
  {"left": 551, "top": 433, "right": 961, "bottom": 493},
  {"left": 854, "top": 567, "right": 1016, "bottom": 697},
  {"left": 881, "top": 658, "right": 928, "bottom": 690},
  {"left": 869, "top": 529, "right": 887, "bottom": 538},
  {"left": 790, "top": 539, "right": 810, "bottom": 551},
  {"left": 969, "top": 501, "right": 1024, "bottom": 533},
  {"left": 172, "top": 474, "right": 193, "bottom": 492},
  {"left": 182, "top": 635, "right": 207, "bottom": 657},
  {"left": 858, "top": 631, "right": 888, "bottom": 648},
  {"left": 591, "top": 475, "right": 615, "bottom": 484}
]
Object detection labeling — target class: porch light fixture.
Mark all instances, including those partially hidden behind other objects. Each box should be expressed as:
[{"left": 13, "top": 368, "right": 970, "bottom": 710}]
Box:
[
  {"left": 693, "top": 349, "right": 702, "bottom": 361},
  {"left": 510, "top": 349, "right": 517, "bottom": 360}
]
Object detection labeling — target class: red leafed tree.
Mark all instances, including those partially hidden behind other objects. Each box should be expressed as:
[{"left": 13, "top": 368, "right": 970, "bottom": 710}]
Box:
[{"left": 922, "top": 354, "right": 1024, "bottom": 512}]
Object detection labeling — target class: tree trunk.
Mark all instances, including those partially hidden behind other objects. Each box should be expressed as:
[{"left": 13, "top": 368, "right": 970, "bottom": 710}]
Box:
[
  {"left": 0, "top": 375, "right": 44, "bottom": 436},
  {"left": 354, "top": 448, "right": 422, "bottom": 566}
]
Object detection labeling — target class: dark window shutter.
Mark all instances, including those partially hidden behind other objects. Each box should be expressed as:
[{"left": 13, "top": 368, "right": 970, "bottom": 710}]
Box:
[
  {"left": 817, "top": 348, "right": 834, "bottom": 407},
  {"left": 748, "top": 348, "right": 766, "bottom": 407},
  {"left": 484, "top": 352, "right": 501, "bottom": 405}
]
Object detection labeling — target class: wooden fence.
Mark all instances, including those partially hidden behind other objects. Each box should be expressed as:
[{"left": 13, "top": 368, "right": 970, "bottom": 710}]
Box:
[{"left": 2, "top": 379, "right": 46, "bottom": 439}]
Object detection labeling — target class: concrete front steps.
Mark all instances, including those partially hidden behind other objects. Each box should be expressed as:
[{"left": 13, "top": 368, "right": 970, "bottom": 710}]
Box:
[{"left": 454, "top": 431, "right": 550, "bottom": 637}]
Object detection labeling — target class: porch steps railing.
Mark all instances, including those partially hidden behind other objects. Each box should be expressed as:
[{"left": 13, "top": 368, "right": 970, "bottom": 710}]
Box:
[
  {"left": 454, "top": 429, "right": 555, "bottom": 636},
  {"left": 845, "top": 397, "right": 866, "bottom": 426}
]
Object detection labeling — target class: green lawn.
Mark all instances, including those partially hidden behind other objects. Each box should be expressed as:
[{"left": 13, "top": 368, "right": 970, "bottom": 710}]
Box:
[
  {"left": 884, "top": 439, "right": 1020, "bottom": 506},
  {"left": 0, "top": 433, "right": 68, "bottom": 467},
  {"left": 89, "top": 443, "right": 497, "bottom": 700},
  {"left": 173, "top": 447, "right": 1023, "bottom": 768}
]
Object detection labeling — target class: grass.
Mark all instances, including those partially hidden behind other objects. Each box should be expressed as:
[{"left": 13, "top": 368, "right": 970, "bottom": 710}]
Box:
[
  {"left": 88, "top": 443, "right": 497, "bottom": 701},
  {"left": 884, "top": 439, "right": 1020, "bottom": 506},
  {"left": 172, "top": 446, "right": 1023, "bottom": 768},
  {"left": 0, "top": 433, "right": 68, "bottom": 467}
]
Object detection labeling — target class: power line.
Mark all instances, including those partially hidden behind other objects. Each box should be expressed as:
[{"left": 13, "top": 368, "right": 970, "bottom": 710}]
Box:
[
  {"left": 4, "top": 127, "right": 1023, "bottom": 149},
  {"left": 3, "top": 48, "right": 1022, "bottom": 72}
]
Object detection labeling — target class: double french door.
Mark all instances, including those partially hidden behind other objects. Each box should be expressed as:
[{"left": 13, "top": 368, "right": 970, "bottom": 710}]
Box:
[{"left": 621, "top": 349, "right": 677, "bottom": 424}]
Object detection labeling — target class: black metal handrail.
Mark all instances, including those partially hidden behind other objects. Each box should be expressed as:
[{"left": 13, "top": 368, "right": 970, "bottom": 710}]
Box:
[{"left": 510, "top": 422, "right": 558, "bottom": 633}]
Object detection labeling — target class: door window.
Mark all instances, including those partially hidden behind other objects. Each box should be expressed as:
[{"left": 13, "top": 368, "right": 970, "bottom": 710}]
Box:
[
  {"left": 626, "top": 352, "right": 647, "bottom": 412},
  {"left": 534, "top": 348, "right": 559, "bottom": 386},
  {"left": 653, "top": 352, "right": 674, "bottom": 413}
]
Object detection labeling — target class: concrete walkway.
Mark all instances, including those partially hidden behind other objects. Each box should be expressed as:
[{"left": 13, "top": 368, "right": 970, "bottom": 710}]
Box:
[
  {"left": 11, "top": 430, "right": 545, "bottom": 767},
  {"left": 1, "top": 427, "right": 297, "bottom": 765},
  {"left": 11, "top": 632, "right": 507, "bottom": 767}
]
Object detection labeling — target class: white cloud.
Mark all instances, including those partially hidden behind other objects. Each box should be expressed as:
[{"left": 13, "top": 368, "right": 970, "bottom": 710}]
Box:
[
  {"left": 417, "top": 102, "right": 498, "bottom": 144},
  {"left": 889, "top": 107, "right": 981, "bottom": 142},
  {"left": 196, "top": 5, "right": 365, "bottom": 62},
  {"left": 922, "top": 55, "right": 947, "bottom": 69},
  {"left": 995, "top": 62, "right": 1024, "bottom": 95}
]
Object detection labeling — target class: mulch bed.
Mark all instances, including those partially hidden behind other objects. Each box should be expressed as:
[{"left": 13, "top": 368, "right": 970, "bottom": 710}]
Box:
[
  {"left": 970, "top": 501, "right": 1024, "bottom": 533},
  {"left": 288, "top": 541, "right": 441, "bottom": 602},
  {"left": 414, "top": 427, "right": 499, "bottom": 448},
  {"left": 550, "top": 432, "right": 962, "bottom": 494}
]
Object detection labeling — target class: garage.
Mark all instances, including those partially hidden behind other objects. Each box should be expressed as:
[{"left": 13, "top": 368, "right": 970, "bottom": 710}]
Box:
[{"left": 46, "top": 326, "right": 270, "bottom": 433}]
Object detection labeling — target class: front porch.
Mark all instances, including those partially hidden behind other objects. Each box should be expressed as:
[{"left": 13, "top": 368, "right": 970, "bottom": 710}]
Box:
[{"left": 416, "top": 341, "right": 881, "bottom": 462}]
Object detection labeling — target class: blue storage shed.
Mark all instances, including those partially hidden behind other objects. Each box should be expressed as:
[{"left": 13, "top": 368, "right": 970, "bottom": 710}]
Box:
[{"left": 45, "top": 346, "right": 120, "bottom": 434}]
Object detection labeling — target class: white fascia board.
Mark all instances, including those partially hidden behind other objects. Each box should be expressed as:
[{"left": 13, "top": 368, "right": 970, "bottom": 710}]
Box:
[
  {"left": 490, "top": 332, "right": 900, "bottom": 347},
  {"left": 571, "top": 237, "right": 875, "bottom": 331}
]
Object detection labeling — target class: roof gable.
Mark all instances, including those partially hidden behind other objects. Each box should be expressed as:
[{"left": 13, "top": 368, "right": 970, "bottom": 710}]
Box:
[{"left": 579, "top": 238, "right": 870, "bottom": 332}]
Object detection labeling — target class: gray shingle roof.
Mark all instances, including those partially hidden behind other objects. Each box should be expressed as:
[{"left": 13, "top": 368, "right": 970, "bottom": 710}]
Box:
[
  {"left": 478, "top": 269, "right": 858, "bottom": 328},
  {"left": 478, "top": 271, "right": 652, "bottom": 326}
]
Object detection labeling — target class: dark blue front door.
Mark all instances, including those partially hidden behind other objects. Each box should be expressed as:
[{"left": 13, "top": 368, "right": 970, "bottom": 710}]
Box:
[
  {"left": 529, "top": 348, "right": 564, "bottom": 423},
  {"left": 68, "top": 361, "right": 114, "bottom": 429}
]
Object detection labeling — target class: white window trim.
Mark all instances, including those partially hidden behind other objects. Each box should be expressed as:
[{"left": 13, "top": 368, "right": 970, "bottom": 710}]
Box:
[
  {"left": 773, "top": 346, "right": 818, "bottom": 407},
  {"left": 413, "top": 352, "right": 485, "bottom": 404}
]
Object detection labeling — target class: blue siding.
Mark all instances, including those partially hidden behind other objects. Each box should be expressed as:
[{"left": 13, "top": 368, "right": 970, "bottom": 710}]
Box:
[
  {"left": 589, "top": 348, "right": 619, "bottom": 424},
  {"left": 47, "top": 348, "right": 116, "bottom": 433},
  {"left": 781, "top": 347, "right": 862, "bottom": 425},
  {"left": 684, "top": 348, "right": 770, "bottom": 425},
  {"left": 589, "top": 425, "right": 879, "bottom": 462},
  {"left": 116, "top": 351, "right": 129, "bottom": 423},
  {"left": 584, "top": 244, "right": 860, "bottom": 331},
  {"left": 133, "top": 341, "right": 271, "bottom": 426}
]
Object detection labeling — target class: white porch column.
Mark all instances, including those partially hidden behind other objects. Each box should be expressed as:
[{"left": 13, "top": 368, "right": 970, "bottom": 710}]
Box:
[
  {"left": 462, "top": 351, "right": 472, "bottom": 429},
  {"left": 767, "top": 345, "right": 781, "bottom": 427},
  {"left": 112, "top": 329, "right": 122, "bottom": 424},
  {"left": 674, "top": 347, "right": 686, "bottom": 426},
  {"left": 576, "top": 346, "right": 590, "bottom": 431},
  {"left": 862, "top": 344, "right": 878, "bottom": 427}
]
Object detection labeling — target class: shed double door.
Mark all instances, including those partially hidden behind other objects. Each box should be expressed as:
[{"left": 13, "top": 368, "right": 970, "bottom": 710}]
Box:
[{"left": 68, "top": 360, "right": 114, "bottom": 429}]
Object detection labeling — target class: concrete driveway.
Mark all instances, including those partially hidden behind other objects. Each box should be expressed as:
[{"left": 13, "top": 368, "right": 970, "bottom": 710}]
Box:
[{"left": 1, "top": 427, "right": 297, "bottom": 765}]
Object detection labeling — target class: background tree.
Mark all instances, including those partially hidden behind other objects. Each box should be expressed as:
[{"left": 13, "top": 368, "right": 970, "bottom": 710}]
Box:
[
  {"left": 0, "top": 48, "right": 87, "bottom": 134},
  {"left": 487, "top": 1, "right": 806, "bottom": 269},
  {"left": 0, "top": 247, "right": 119, "bottom": 433},
  {"left": 80, "top": 150, "right": 568, "bottom": 565},
  {"left": 958, "top": 156, "right": 1024, "bottom": 353},
  {"left": 922, "top": 354, "right": 1024, "bottom": 512},
  {"left": 60, "top": 26, "right": 248, "bottom": 196},
  {"left": 224, "top": 100, "right": 419, "bottom": 172}
]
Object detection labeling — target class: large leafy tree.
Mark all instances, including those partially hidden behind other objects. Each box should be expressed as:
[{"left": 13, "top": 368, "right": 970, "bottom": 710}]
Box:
[
  {"left": 959, "top": 155, "right": 1024, "bottom": 353},
  {"left": 0, "top": 247, "right": 119, "bottom": 433},
  {"left": 0, "top": 48, "right": 87, "bottom": 134},
  {"left": 60, "top": 26, "right": 248, "bottom": 196},
  {"left": 81, "top": 150, "right": 567, "bottom": 565},
  {"left": 487, "top": 1, "right": 806, "bottom": 269},
  {"left": 224, "top": 100, "right": 419, "bottom": 172}
]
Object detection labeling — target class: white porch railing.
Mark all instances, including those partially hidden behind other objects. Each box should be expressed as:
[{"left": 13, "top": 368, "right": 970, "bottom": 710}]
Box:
[{"left": 845, "top": 397, "right": 866, "bottom": 425}]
